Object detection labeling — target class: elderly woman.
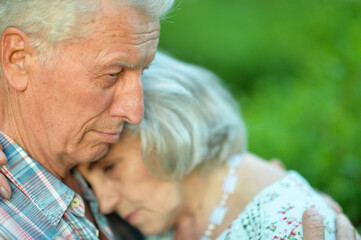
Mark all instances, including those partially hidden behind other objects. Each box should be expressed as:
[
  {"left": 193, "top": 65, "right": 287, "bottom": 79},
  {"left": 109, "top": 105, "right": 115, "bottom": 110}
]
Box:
[{"left": 77, "top": 52, "right": 344, "bottom": 240}]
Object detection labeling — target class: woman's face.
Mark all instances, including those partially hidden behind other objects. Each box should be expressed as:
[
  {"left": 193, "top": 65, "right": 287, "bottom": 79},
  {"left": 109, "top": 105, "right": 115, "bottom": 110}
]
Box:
[{"left": 78, "top": 133, "right": 183, "bottom": 235}]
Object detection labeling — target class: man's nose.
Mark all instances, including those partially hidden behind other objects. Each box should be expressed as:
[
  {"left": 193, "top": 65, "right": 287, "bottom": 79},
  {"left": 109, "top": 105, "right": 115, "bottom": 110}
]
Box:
[{"left": 108, "top": 69, "right": 144, "bottom": 124}]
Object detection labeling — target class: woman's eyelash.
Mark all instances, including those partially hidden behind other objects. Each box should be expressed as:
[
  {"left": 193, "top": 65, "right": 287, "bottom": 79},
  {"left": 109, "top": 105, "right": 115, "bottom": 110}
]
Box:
[{"left": 103, "top": 164, "right": 114, "bottom": 173}]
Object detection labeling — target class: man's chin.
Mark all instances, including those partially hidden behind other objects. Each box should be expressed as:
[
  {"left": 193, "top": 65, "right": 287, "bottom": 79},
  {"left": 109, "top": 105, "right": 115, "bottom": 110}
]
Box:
[{"left": 71, "top": 143, "right": 110, "bottom": 164}]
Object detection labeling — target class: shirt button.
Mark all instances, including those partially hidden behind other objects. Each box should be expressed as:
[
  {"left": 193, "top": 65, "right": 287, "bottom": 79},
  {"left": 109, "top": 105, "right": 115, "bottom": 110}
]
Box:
[
  {"left": 55, "top": 236, "right": 64, "bottom": 240},
  {"left": 95, "top": 229, "right": 100, "bottom": 237},
  {"left": 71, "top": 197, "right": 81, "bottom": 208}
]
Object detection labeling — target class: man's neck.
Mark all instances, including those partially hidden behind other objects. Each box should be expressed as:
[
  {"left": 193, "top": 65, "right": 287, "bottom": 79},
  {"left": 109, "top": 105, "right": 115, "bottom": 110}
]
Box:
[{"left": 1, "top": 103, "right": 71, "bottom": 180}]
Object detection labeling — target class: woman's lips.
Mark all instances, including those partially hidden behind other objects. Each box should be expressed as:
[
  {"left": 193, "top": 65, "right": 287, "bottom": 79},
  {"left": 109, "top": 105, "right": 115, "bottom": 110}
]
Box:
[{"left": 124, "top": 209, "right": 140, "bottom": 225}]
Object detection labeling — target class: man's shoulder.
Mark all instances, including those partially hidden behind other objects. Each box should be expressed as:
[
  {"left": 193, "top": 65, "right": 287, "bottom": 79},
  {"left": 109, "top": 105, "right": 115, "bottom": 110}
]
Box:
[{"left": 0, "top": 185, "right": 59, "bottom": 239}]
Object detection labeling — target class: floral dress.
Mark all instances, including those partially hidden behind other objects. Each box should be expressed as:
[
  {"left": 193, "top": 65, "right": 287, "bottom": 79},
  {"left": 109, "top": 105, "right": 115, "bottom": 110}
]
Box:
[
  {"left": 147, "top": 171, "right": 336, "bottom": 240},
  {"left": 216, "top": 171, "right": 336, "bottom": 240}
]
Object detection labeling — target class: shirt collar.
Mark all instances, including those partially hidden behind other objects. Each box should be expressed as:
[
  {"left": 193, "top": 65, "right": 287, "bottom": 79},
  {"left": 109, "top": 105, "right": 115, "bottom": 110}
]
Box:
[
  {"left": 0, "top": 131, "right": 75, "bottom": 226},
  {"left": 74, "top": 170, "right": 116, "bottom": 240}
]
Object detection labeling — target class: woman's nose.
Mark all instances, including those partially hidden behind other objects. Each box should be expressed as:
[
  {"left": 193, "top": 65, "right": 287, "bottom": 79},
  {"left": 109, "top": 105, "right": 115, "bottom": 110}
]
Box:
[{"left": 94, "top": 180, "right": 121, "bottom": 214}]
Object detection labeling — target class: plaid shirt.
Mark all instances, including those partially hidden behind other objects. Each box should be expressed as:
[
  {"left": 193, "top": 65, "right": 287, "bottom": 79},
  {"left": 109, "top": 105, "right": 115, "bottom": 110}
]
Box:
[{"left": 0, "top": 131, "right": 115, "bottom": 240}]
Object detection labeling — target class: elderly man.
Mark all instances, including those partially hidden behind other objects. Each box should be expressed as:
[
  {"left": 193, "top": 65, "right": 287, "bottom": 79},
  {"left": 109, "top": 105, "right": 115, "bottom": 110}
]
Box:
[
  {"left": 0, "top": 0, "right": 173, "bottom": 239},
  {"left": 0, "top": 1, "right": 359, "bottom": 240}
]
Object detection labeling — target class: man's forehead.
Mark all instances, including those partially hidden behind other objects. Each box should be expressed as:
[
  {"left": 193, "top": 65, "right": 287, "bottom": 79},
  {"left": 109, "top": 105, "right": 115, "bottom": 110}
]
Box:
[
  {"left": 82, "top": 4, "right": 159, "bottom": 66},
  {"left": 81, "top": 33, "right": 158, "bottom": 73},
  {"left": 92, "top": 51, "right": 155, "bottom": 72},
  {"left": 93, "top": 1, "right": 160, "bottom": 30}
]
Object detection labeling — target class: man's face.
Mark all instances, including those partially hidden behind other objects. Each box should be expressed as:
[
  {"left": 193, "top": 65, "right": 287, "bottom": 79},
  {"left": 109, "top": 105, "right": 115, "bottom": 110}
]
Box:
[{"left": 23, "top": 4, "right": 160, "bottom": 171}]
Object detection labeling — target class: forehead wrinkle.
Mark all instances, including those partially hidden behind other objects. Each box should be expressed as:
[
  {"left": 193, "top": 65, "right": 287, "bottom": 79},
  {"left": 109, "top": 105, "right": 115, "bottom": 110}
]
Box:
[
  {"left": 112, "top": 37, "right": 158, "bottom": 69},
  {"left": 91, "top": 26, "right": 159, "bottom": 62},
  {"left": 99, "top": 26, "right": 160, "bottom": 46},
  {"left": 85, "top": 8, "right": 160, "bottom": 72},
  {"left": 126, "top": 28, "right": 160, "bottom": 45}
]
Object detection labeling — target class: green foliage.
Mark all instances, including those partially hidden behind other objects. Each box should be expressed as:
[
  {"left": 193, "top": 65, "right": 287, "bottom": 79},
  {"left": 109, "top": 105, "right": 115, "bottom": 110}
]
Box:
[{"left": 159, "top": 0, "right": 361, "bottom": 230}]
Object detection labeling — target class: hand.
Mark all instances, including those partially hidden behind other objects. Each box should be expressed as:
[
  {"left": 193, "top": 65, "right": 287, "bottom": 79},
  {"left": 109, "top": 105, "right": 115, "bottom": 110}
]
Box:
[
  {"left": 302, "top": 208, "right": 325, "bottom": 240},
  {"left": 302, "top": 208, "right": 361, "bottom": 240},
  {"left": 316, "top": 192, "right": 360, "bottom": 239},
  {"left": 270, "top": 158, "right": 360, "bottom": 240},
  {"left": 336, "top": 213, "right": 361, "bottom": 240},
  {"left": 0, "top": 144, "right": 11, "bottom": 199}
]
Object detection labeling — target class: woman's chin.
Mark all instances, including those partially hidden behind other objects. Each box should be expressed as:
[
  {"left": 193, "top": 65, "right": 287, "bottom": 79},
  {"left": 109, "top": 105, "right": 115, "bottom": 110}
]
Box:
[{"left": 137, "top": 223, "right": 170, "bottom": 236}]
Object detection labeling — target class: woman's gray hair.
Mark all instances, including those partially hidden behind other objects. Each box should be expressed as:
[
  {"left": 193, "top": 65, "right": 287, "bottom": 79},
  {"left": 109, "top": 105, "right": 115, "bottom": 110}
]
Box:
[
  {"left": 0, "top": 0, "right": 174, "bottom": 76},
  {"left": 125, "top": 52, "right": 247, "bottom": 179}
]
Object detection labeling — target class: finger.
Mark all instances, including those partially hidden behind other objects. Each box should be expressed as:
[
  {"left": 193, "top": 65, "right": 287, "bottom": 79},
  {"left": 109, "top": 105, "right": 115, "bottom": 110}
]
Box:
[
  {"left": 0, "top": 148, "right": 8, "bottom": 165},
  {"left": 336, "top": 213, "right": 358, "bottom": 240},
  {"left": 302, "top": 208, "right": 325, "bottom": 240},
  {"left": 0, "top": 144, "right": 11, "bottom": 199},
  {"left": 319, "top": 192, "right": 343, "bottom": 214},
  {"left": 0, "top": 174, "right": 11, "bottom": 200}
]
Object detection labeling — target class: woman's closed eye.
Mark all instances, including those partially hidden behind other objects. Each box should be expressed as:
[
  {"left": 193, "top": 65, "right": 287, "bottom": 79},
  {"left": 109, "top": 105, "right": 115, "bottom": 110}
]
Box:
[{"left": 103, "top": 163, "right": 115, "bottom": 174}]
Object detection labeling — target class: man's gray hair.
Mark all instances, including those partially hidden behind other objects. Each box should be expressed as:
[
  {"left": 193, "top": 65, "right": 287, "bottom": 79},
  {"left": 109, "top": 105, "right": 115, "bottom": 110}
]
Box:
[
  {"left": 0, "top": 0, "right": 174, "bottom": 76},
  {"left": 125, "top": 52, "right": 248, "bottom": 179}
]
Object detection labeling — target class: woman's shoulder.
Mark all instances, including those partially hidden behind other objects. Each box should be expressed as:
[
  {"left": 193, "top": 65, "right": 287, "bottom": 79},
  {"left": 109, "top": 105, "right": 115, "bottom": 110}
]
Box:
[{"left": 217, "top": 170, "right": 337, "bottom": 240}]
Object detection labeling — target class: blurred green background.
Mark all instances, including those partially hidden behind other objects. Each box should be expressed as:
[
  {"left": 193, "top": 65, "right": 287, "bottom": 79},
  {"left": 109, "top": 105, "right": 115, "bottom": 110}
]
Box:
[{"left": 158, "top": 0, "right": 361, "bottom": 231}]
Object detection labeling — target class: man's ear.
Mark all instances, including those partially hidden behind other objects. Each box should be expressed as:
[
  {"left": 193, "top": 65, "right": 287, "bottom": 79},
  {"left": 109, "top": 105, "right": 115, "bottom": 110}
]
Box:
[{"left": 0, "top": 27, "right": 33, "bottom": 92}]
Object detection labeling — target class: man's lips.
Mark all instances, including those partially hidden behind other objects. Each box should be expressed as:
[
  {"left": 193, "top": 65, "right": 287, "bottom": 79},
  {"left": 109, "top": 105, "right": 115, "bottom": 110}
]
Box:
[{"left": 92, "top": 130, "right": 121, "bottom": 143}]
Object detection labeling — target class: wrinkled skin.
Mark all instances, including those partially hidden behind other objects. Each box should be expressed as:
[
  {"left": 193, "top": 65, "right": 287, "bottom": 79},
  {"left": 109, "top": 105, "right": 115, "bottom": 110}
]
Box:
[{"left": 0, "top": 3, "right": 159, "bottom": 179}]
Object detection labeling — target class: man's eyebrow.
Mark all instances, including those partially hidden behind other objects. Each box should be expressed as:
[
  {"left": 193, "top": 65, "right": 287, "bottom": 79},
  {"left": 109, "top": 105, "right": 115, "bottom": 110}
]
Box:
[{"left": 113, "top": 60, "right": 140, "bottom": 70}]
